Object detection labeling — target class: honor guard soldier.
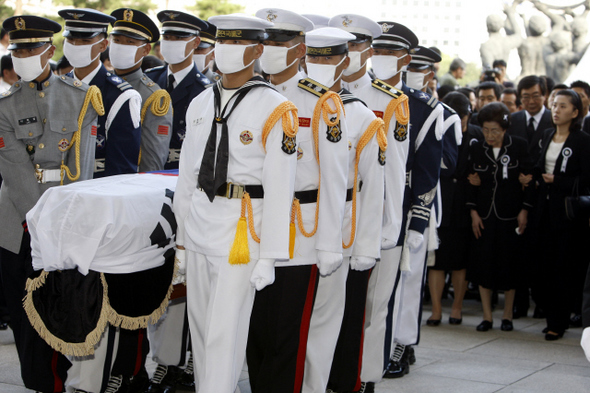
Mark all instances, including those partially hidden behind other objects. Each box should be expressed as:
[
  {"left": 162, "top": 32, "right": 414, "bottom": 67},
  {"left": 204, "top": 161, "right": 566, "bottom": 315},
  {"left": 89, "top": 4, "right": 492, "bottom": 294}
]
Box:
[
  {"left": 0, "top": 15, "right": 101, "bottom": 392},
  {"left": 370, "top": 23, "right": 444, "bottom": 384},
  {"left": 59, "top": 8, "right": 141, "bottom": 178},
  {"left": 108, "top": 8, "right": 173, "bottom": 173},
  {"left": 173, "top": 14, "right": 298, "bottom": 393},
  {"left": 329, "top": 15, "right": 410, "bottom": 393},
  {"left": 326, "top": 15, "right": 398, "bottom": 393},
  {"left": 146, "top": 11, "right": 211, "bottom": 170},
  {"left": 193, "top": 21, "right": 218, "bottom": 82},
  {"left": 247, "top": 11, "right": 349, "bottom": 393}
]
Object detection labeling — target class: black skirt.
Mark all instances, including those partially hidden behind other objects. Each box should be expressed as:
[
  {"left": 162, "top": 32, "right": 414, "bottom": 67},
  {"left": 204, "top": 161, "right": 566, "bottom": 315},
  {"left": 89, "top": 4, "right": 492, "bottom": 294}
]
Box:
[{"left": 432, "top": 226, "right": 471, "bottom": 271}]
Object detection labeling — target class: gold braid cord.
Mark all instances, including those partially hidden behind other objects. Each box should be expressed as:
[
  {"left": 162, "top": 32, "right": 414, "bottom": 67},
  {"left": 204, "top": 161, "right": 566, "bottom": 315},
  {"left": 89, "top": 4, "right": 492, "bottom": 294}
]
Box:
[
  {"left": 242, "top": 192, "right": 261, "bottom": 243},
  {"left": 343, "top": 118, "right": 386, "bottom": 248},
  {"left": 138, "top": 89, "right": 172, "bottom": 165},
  {"left": 383, "top": 93, "right": 409, "bottom": 132},
  {"left": 261, "top": 100, "right": 299, "bottom": 152},
  {"left": 61, "top": 85, "right": 105, "bottom": 185},
  {"left": 292, "top": 91, "right": 344, "bottom": 238}
]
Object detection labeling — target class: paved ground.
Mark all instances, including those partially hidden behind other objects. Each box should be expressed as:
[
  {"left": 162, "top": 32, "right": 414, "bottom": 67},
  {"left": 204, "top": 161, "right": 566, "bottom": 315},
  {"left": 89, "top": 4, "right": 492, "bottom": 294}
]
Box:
[{"left": 1, "top": 296, "right": 589, "bottom": 393}]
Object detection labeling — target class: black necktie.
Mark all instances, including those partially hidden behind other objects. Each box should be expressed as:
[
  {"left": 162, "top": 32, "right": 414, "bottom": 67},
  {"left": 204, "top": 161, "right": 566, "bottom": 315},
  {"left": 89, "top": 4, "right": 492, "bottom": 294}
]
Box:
[
  {"left": 198, "top": 80, "right": 267, "bottom": 202},
  {"left": 167, "top": 74, "right": 175, "bottom": 93},
  {"left": 527, "top": 117, "right": 535, "bottom": 141}
]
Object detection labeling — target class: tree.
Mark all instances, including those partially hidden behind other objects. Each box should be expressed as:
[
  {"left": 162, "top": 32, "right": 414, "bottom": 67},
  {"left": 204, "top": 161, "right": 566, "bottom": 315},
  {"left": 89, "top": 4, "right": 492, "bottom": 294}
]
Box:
[{"left": 190, "top": 0, "right": 244, "bottom": 20}]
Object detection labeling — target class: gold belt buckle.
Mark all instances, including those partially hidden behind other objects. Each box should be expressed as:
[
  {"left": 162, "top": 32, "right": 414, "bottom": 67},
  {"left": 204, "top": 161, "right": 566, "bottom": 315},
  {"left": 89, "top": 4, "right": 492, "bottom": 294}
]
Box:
[{"left": 226, "top": 182, "right": 244, "bottom": 199}]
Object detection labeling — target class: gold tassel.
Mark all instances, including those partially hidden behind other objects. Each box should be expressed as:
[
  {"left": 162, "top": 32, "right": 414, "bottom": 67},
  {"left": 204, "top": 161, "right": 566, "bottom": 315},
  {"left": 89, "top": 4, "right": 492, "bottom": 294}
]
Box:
[
  {"left": 289, "top": 222, "right": 296, "bottom": 259},
  {"left": 229, "top": 217, "right": 250, "bottom": 265}
]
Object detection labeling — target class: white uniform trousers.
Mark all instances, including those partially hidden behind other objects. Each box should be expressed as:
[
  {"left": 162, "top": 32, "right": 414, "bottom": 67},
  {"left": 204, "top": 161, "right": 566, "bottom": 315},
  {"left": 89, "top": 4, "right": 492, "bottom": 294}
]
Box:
[
  {"left": 302, "top": 258, "right": 349, "bottom": 393},
  {"left": 392, "top": 228, "right": 429, "bottom": 346},
  {"left": 360, "top": 247, "right": 402, "bottom": 383},
  {"left": 186, "top": 251, "right": 256, "bottom": 393},
  {"left": 148, "top": 298, "right": 189, "bottom": 367},
  {"left": 66, "top": 326, "right": 120, "bottom": 392}
]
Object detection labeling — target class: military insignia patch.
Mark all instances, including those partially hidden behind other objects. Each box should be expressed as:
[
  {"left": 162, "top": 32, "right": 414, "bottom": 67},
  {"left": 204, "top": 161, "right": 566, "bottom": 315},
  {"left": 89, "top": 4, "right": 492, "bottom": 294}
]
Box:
[
  {"left": 379, "top": 149, "right": 386, "bottom": 165},
  {"left": 297, "top": 147, "right": 303, "bottom": 160},
  {"left": 373, "top": 110, "right": 384, "bottom": 118},
  {"left": 282, "top": 133, "right": 296, "bottom": 154},
  {"left": 299, "top": 117, "right": 311, "bottom": 127},
  {"left": 67, "top": 12, "right": 84, "bottom": 20},
  {"left": 327, "top": 120, "right": 342, "bottom": 143},
  {"left": 381, "top": 23, "right": 394, "bottom": 33},
  {"left": 74, "top": 80, "right": 83, "bottom": 87},
  {"left": 266, "top": 10, "right": 277, "bottom": 22},
  {"left": 157, "top": 125, "right": 169, "bottom": 136},
  {"left": 96, "top": 134, "right": 105, "bottom": 149},
  {"left": 91, "top": 126, "right": 97, "bottom": 136},
  {"left": 15, "top": 17, "right": 25, "bottom": 30},
  {"left": 124, "top": 9, "right": 134, "bottom": 22},
  {"left": 342, "top": 16, "right": 352, "bottom": 27},
  {"left": 395, "top": 123, "right": 408, "bottom": 141},
  {"left": 348, "top": 140, "right": 352, "bottom": 151},
  {"left": 58, "top": 138, "right": 69, "bottom": 152},
  {"left": 164, "top": 12, "right": 179, "bottom": 20},
  {"left": 0, "top": 137, "right": 5, "bottom": 148},
  {"left": 26, "top": 144, "right": 35, "bottom": 155},
  {"left": 240, "top": 130, "right": 253, "bottom": 145}
]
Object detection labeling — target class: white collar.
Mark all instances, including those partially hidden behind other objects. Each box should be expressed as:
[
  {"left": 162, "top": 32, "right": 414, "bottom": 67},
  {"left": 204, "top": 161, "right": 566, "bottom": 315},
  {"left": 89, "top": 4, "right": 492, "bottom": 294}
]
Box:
[
  {"left": 343, "top": 73, "right": 372, "bottom": 92},
  {"left": 525, "top": 107, "right": 546, "bottom": 129},
  {"left": 76, "top": 62, "right": 102, "bottom": 86},
  {"left": 168, "top": 62, "right": 195, "bottom": 88},
  {"left": 272, "top": 70, "right": 305, "bottom": 93}
]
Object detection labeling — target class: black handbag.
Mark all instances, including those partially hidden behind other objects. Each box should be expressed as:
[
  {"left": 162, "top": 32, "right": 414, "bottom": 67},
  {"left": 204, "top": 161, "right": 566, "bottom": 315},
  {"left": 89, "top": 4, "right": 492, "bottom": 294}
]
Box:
[{"left": 565, "top": 178, "right": 590, "bottom": 220}]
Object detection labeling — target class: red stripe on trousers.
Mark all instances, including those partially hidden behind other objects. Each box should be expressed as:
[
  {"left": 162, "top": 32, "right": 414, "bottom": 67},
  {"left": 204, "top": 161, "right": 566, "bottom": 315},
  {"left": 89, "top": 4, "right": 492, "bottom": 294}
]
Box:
[
  {"left": 293, "top": 265, "right": 318, "bottom": 393},
  {"left": 134, "top": 329, "right": 145, "bottom": 375},
  {"left": 52, "top": 350, "right": 63, "bottom": 392}
]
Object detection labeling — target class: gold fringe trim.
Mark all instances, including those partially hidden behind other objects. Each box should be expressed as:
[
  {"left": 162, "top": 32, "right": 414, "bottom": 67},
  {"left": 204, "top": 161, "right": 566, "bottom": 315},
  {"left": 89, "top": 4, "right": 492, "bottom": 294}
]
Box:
[{"left": 23, "top": 270, "right": 110, "bottom": 357}]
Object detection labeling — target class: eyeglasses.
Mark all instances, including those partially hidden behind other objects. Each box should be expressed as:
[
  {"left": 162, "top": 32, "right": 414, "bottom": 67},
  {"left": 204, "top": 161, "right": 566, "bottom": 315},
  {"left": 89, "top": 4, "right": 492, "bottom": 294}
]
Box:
[
  {"left": 482, "top": 127, "right": 503, "bottom": 136},
  {"left": 521, "top": 94, "right": 543, "bottom": 102}
]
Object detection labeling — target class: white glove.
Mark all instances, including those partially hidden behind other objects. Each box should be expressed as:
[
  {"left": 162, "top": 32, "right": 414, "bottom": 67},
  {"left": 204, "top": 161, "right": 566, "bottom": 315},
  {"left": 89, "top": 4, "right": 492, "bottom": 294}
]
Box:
[
  {"left": 350, "top": 256, "right": 376, "bottom": 271},
  {"left": 406, "top": 230, "right": 424, "bottom": 252},
  {"left": 581, "top": 327, "right": 590, "bottom": 363},
  {"left": 173, "top": 247, "right": 186, "bottom": 285},
  {"left": 381, "top": 238, "right": 397, "bottom": 250},
  {"left": 250, "top": 258, "right": 275, "bottom": 291},
  {"left": 317, "top": 250, "right": 343, "bottom": 276}
]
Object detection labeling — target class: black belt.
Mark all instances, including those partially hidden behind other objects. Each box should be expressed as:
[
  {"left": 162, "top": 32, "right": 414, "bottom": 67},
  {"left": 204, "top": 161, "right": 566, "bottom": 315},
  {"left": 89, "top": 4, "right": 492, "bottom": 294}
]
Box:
[
  {"left": 295, "top": 182, "right": 362, "bottom": 205},
  {"left": 198, "top": 182, "right": 264, "bottom": 199}
]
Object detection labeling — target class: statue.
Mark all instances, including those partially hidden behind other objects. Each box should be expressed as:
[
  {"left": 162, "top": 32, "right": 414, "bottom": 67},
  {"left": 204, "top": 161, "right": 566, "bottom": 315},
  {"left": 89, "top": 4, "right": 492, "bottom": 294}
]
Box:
[
  {"left": 518, "top": 14, "right": 549, "bottom": 76},
  {"left": 480, "top": 1, "right": 523, "bottom": 69},
  {"left": 545, "top": 31, "right": 580, "bottom": 83}
]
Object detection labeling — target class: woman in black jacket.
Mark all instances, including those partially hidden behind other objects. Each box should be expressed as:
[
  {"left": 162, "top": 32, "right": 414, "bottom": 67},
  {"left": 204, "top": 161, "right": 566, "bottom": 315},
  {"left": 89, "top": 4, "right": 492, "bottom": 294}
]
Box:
[
  {"left": 533, "top": 89, "right": 590, "bottom": 340},
  {"left": 467, "top": 102, "right": 533, "bottom": 332}
]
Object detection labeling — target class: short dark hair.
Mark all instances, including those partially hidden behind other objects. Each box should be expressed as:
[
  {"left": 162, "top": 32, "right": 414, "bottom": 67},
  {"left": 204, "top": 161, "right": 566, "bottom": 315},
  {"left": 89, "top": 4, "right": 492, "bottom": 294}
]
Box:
[
  {"left": 478, "top": 101, "right": 511, "bottom": 130},
  {"left": 517, "top": 75, "right": 547, "bottom": 97},
  {"left": 555, "top": 89, "right": 584, "bottom": 132},
  {"left": 55, "top": 55, "right": 71, "bottom": 71},
  {"left": 0, "top": 54, "right": 13, "bottom": 76},
  {"left": 502, "top": 87, "right": 521, "bottom": 106},
  {"left": 552, "top": 83, "right": 568, "bottom": 92},
  {"left": 570, "top": 80, "right": 590, "bottom": 98},
  {"left": 492, "top": 59, "right": 506, "bottom": 68},
  {"left": 443, "top": 91, "right": 472, "bottom": 118},
  {"left": 541, "top": 76, "right": 555, "bottom": 95},
  {"left": 141, "top": 55, "right": 165, "bottom": 72},
  {"left": 476, "top": 81, "right": 503, "bottom": 99},
  {"left": 0, "top": 28, "right": 6, "bottom": 40},
  {"left": 100, "top": 47, "right": 109, "bottom": 62},
  {"left": 438, "top": 85, "right": 456, "bottom": 100}
]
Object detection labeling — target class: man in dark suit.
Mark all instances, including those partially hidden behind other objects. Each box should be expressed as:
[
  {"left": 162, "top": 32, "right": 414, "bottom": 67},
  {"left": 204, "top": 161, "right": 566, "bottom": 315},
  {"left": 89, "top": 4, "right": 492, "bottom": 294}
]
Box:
[
  {"left": 571, "top": 80, "right": 590, "bottom": 135},
  {"left": 146, "top": 10, "right": 211, "bottom": 170},
  {"left": 508, "top": 75, "right": 552, "bottom": 321},
  {"left": 508, "top": 75, "right": 552, "bottom": 168}
]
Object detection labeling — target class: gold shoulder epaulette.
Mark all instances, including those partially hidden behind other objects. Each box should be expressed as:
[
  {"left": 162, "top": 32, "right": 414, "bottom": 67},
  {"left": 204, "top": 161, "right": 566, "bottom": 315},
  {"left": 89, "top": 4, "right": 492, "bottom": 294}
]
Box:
[
  {"left": 298, "top": 78, "right": 329, "bottom": 98},
  {"left": 371, "top": 79, "right": 403, "bottom": 98}
]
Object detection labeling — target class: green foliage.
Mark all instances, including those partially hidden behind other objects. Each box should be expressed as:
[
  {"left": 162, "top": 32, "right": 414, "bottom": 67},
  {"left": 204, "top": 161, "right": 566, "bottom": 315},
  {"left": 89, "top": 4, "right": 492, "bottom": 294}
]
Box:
[
  {"left": 437, "top": 53, "right": 481, "bottom": 88},
  {"left": 189, "top": 0, "right": 245, "bottom": 20}
]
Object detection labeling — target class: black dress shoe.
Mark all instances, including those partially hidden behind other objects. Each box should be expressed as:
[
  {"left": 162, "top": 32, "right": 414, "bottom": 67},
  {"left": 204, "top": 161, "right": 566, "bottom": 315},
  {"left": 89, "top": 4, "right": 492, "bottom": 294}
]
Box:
[
  {"left": 407, "top": 345, "right": 416, "bottom": 365},
  {"left": 500, "top": 319, "right": 513, "bottom": 331},
  {"left": 476, "top": 320, "right": 493, "bottom": 332},
  {"left": 542, "top": 327, "right": 549, "bottom": 334},
  {"left": 383, "top": 358, "right": 409, "bottom": 378},
  {"left": 545, "top": 331, "right": 564, "bottom": 341},
  {"left": 426, "top": 318, "right": 441, "bottom": 326},
  {"left": 357, "top": 382, "right": 375, "bottom": 393},
  {"left": 0, "top": 321, "right": 8, "bottom": 330},
  {"left": 449, "top": 316, "right": 462, "bottom": 325}
]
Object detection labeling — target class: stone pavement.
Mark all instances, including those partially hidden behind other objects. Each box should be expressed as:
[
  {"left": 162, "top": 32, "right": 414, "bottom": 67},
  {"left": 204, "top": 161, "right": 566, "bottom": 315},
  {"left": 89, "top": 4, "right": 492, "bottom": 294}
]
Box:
[{"left": 1, "top": 296, "right": 589, "bottom": 393}]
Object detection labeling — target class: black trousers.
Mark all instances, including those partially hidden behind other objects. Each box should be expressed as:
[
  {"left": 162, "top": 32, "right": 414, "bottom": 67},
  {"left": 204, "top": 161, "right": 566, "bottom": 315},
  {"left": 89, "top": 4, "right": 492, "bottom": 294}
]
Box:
[
  {"left": 328, "top": 267, "right": 372, "bottom": 393},
  {"left": 0, "top": 233, "right": 70, "bottom": 392},
  {"left": 247, "top": 264, "right": 319, "bottom": 393}
]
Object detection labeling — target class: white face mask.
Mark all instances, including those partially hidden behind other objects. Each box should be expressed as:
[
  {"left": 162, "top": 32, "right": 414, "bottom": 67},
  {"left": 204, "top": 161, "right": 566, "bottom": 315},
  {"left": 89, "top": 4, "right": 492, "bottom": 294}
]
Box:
[
  {"left": 193, "top": 49, "right": 214, "bottom": 72},
  {"left": 306, "top": 56, "right": 346, "bottom": 88},
  {"left": 371, "top": 53, "right": 407, "bottom": 80},
  {"left": 405, "top": 70, "right": 430, "bottom": 91},
  {"left": 343, "top": 47, "right": 370, "bottom": 76},
  {"left": 214, "top": 43, "right": 257, "bottom": 74},
  {"left": 161, "top": 37, "right": 195, "bottom": 65},
  {"left": 260, "top": 44, "right": 299, "bottom": 75},
  {"left": 12, "top": 45, "right": 51, "bottom": 82},
  {"left": 63, "top": 38, "right": 104, "bottom": 68},
  {"left": 109, "top": 41, "right": 147, "bottom": 70}
]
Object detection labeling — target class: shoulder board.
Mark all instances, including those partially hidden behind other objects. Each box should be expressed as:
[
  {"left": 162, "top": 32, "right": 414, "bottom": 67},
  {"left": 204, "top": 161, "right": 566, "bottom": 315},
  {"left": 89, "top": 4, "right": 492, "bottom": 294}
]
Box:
[
  {"left": 105, "top": 73, "right": 133, "bottom": 92},
  {"left": 440, "top": 102, "right": 456, "bottom": 115},
  {"left": 406, "top": 87, "right": 438, "bottom": 108},
  {"left": 298, "top": 78, "right": 329, "bottom": 98},
  {"left": 57, "top": 75, "right": 88, "bottom": 91},
  {"left": 195, "top": 70, "right": 211, "bottom": 86},
  {"left": 371, "top": 79, "right": 403, "bottom": 99},
  {"left": 0, "top": 81, "right": 23, "bottom": 98},
  {"left": 205, "top": 82, "right": 216, "bottom": 89},
  {"left": 144, "top": 65, "right": 166, "bottom": 74},
  {"left": 340, "top": 89, "right": 367, "bottom": 107},
  {"left": 139, "top": 74, "right": 160, "bottom": 91}
]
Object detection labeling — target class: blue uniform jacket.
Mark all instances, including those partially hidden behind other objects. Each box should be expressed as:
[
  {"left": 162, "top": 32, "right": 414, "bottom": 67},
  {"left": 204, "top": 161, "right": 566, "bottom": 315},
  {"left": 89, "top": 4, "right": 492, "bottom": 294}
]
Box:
[{"left": 146, "top": 64, "right": 210, "bottom": 169}]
